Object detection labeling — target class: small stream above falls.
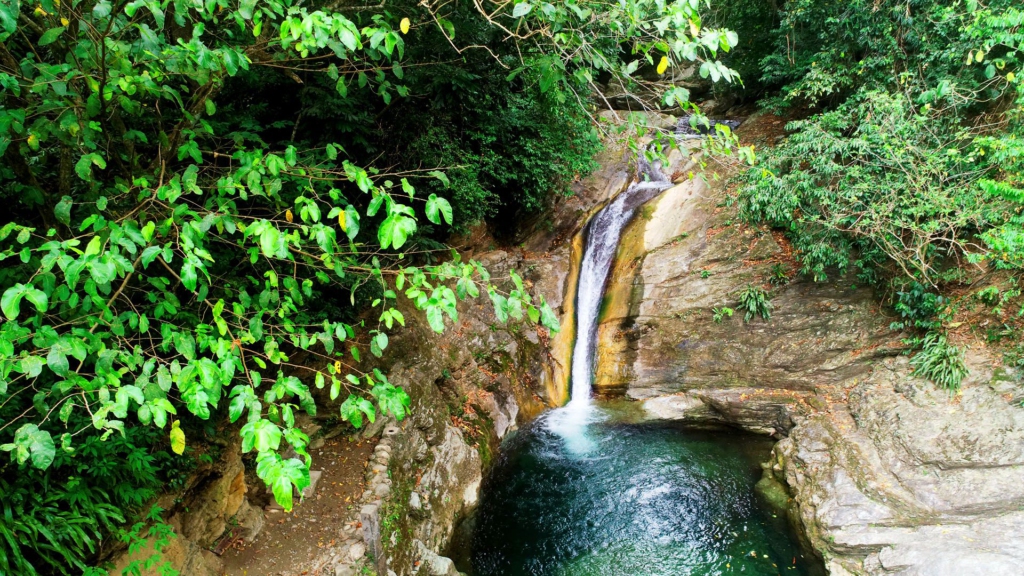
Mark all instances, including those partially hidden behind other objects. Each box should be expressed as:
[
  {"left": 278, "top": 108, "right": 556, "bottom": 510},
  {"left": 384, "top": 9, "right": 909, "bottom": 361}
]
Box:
[{"left": 460, "top": 141, "right": 825, "bottom": 575}]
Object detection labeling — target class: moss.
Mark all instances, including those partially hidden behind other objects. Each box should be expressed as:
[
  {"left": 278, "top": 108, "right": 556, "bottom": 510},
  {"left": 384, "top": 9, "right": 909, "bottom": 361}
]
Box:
[
  {"left": 755, "top": 474, "right": 792, "bottom": 512},
  {"left": 379, "top": 473, "right": 415, "bottom": 552},
  {"left": 474, "top": 415, "right": 497, "bottom": 469}
]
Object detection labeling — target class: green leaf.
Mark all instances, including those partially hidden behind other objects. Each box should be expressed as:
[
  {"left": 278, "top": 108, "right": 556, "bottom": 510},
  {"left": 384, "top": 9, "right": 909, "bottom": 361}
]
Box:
[
  {"left": 181, "top": 260, "right": 198, "bottom": 292},
  {"left": 54, "top": 195, "right": 73, "bottom": 225},
  {"left": 0, "top": 0, "right": 18, "bottom": 36},
  {"left": 240, "top": 419, "right": 282, "bottom": 453},
  {"left": 372, "top": 381, "right": 410, "bottom": 421},
  {"left": 489, "top": 290, "right": 508, "bottom": 323},
  {"left": 141, "top": 246, "right": 163, "bottom": 268},
  {"left": 425, "top": 194, "right": 453, "bottom": 226},
  {"left": 261, "top": 456, "right": 310, "bottom": 511},
  {"left": 8, "top": 424, "right": 55, "bottom": 470},
  {"left": 74, "top": 153, "right": 107, "bottom": 181},
  {"left": 425, "top": 305, "right": 445, "bottom": 332},
  {"left": 23, "top": 287, "right": 47, "bottom": 314},
  {"left": 238, "top": 0, "right": 257, "bottom": 19},
  {"left": 428, "top": 170, "right": 450, "bottom": 188},
  {"left": 378, "top": 214, "right": 417, "bottom": 250},
  {"left": 19, "top": 356, "right": 43, "bottom": 378},
  {"left": 228, "top": 386, "right": 253, "bottom": 423},
  {"left": 367, "top": 195, "right": 384, "bottom": 217},
  {"left": 527, "top": 304, "right": 540, "bottom": 323},
  {"left": 539, "top": 298, "right": 560, "bottom": 332},
  {"left": 512, "top": 2, "right": 533, "bottom": 17},
  {"left": 46, "top": 347, "right": 69, "bottom": 377},
  {"left": 1, "top": 284, "right": 25, "bottom": 320},
  {"left": 38, "top": 27, "right": 66, "bottom": 46},
  {"left": 344, "top": 205, "right": 360, "bottom": 240},
  {"left": 340, "top": 394, "right": 376, "bottom": 428}
]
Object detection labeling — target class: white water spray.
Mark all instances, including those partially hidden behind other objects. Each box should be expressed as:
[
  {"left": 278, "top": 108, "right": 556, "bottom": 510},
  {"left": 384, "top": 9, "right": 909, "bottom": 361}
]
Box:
[
  {"left": 568, "top": 154, "right": 672, "bottom": 409},
  {"left": 547, "top": 152, "right": 673, "bottom": 451}
]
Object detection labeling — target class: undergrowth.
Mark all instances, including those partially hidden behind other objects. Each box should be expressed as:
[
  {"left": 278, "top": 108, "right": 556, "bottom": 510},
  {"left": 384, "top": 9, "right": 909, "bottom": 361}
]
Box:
[
  {"left": 910, "top": 332, "right": 968, "bottom": 392},
  {"left": 738, "top": 285, "right": 772, "bottom": 322}
]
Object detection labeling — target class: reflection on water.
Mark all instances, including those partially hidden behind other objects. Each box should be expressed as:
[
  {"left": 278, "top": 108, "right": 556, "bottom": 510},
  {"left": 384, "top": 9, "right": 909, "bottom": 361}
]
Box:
[{"left": 468, "top": 403, "right": 824, "bottom": 576}]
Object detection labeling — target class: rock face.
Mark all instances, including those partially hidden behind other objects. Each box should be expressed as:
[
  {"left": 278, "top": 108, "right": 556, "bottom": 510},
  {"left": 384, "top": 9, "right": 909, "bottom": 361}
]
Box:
[
  {"left": 352, "top": 248, "right": 573, "bottom": 576},
  {"left": 771, "top": 357, "right": 1024, "bottom": 575},
  {"left": 589, "top": 113, "right": 1024, "bottom": 574},
  {"left": 106, "top": 441, "right": 263, "bottom": 576}
]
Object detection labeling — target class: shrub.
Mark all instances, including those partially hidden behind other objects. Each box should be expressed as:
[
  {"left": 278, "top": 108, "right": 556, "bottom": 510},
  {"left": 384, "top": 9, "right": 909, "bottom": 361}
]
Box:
[
  {"left": 739, "top": 92, "right": 990, "bottom": 284},
  {"left": 910, "top": 332, "right": 968, "bottom": 392},
  {"left": 890, "top": 281, "right": 948, "bottom": 332},
  {"left": 738, "top": 285, "right": 772, "bottom": 322},
  {"left": 0, "top": 426, "right": 174, "bottom": 575},
  {"left": 712, "top": 307, "right": 734, "bottom": 323},
  {"left": 767, "top": 263, "right": 789, "bottom": 286}
]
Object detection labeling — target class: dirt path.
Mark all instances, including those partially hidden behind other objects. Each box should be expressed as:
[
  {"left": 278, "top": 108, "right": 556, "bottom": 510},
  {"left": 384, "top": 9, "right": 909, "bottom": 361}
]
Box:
[{"left": 220, "top": 435, "right": 376, "bottom": 576}]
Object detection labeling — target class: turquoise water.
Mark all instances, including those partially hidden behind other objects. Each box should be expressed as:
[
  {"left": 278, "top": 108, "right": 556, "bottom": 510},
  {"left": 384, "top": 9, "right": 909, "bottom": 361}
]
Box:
[{"left": 468, "top": 405, "right": 824, "bottom": 576}]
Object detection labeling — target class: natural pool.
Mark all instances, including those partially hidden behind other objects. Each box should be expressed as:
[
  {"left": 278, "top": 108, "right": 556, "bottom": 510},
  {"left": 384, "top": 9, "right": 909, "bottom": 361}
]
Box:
[{"left": 462, "top": 404, "right": 825, "bottom": 576}]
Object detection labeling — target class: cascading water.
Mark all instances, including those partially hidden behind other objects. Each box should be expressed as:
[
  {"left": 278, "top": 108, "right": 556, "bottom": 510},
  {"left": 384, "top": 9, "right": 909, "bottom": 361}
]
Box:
[
  {"left": 465, "top": 135, "right": 825, "bottom": 576},
  {"left": 546, "top": 153, "right": 674, "bottom": 453},
  {"left": 568, "top": 155, "right": 673, "bottom": 410}
]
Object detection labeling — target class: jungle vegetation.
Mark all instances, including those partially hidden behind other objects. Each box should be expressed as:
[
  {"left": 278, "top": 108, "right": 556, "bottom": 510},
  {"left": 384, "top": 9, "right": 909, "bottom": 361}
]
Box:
[
  {"left": 734, "top": 0, "right": 1023, "bottom": 391},
  {"left": 2, "top": 0, "right": 1023, "bottom": 572},
  {"left": 0, "top": 0, "right": 741, "bottom": 572}
]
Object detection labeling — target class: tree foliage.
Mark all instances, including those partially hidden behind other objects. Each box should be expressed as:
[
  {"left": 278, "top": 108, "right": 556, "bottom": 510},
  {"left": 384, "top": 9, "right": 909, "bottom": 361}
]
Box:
[
  {"left": 741, "top": 0, "right": 1022, "bottom": 282},
  {"left": 0, "top": 0, "right": 739, "bottom": 572},
  {"left": 737, "top": 0, "right": 1022, "bottom": 389}
]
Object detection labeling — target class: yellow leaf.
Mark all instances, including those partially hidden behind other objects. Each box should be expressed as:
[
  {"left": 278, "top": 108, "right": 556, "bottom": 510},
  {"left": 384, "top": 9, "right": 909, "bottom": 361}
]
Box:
[
  {"left": 1008, "top": 72, "right": 1016, "bottom": 82},
  {"left": 657, "top": 56, "right": 669, "bottom": 75},
  {"left": 60, "top": 17, "right": 69, "bottom": 26},
  {"left": 338, "top": 212, "right": 346, "bottom": 232},
  {"left": 975, "top": 50, "right": 985, "bottom": 63},
  {"left": 34, "top": 6, "right": 48, "bottom": 16},
  {"left": 689, "top": 20, "right": 700, "bottom": 37},
  {"left": 170, "top": 421, "right": 186, "bottom": 455},
  {"left": 400, "top": 17, "right": 410, "bottom": 35},
  {"left": 27, "top": 134, "right": 39, "bottom": 151},
  {"left": 285, "top": 209, "right": 294, "bottom": 223}
]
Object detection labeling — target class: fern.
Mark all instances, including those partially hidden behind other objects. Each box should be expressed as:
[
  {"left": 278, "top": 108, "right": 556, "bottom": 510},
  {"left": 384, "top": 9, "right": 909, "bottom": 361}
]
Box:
[
  {"left": 738, "top": 285, "right": 772, "bottom": 322},
  {"left": 910, "top": 332, "right": 968, "bottom": 392}
]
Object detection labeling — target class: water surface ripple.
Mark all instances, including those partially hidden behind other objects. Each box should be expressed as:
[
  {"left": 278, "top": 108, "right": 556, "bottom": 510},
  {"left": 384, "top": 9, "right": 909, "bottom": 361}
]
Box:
[{"left": 470, "top": 407, "right": 821, "bottom": 576}]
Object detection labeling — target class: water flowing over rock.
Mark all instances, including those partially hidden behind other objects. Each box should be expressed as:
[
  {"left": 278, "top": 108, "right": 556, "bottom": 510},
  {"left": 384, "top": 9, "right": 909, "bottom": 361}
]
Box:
[
  {"left": 585, "top": 113, "right": 1024, "bottom": 575},
  {"left": 300, "top": 112, "right": 1023, "bottom": 576},
  {"left": 570, "top": 152, "right": 673, "bottom": 407}
]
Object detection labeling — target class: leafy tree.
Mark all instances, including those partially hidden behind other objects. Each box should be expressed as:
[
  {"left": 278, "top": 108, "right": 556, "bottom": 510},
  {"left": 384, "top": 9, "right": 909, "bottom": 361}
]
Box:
[
  {"left": 0, "top": 0, "right": 740, "bottom": 572},
  {"left": 740, "top": 0, "right": 1022, "bottom": 283},
  {"left": 736, "top": 0, "right": 1022, "bottom": 390}
]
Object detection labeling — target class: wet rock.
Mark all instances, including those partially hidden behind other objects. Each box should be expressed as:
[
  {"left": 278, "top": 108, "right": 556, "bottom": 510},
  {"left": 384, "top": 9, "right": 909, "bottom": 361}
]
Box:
[{"left": 413, "top": 540, "right": 461, "bottom": 576}]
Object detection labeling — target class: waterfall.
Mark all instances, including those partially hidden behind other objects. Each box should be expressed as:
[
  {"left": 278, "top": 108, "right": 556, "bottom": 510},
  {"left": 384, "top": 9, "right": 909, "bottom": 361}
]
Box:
[{"left": 567, "top": 153, "right": 673, "bottom": 409}]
